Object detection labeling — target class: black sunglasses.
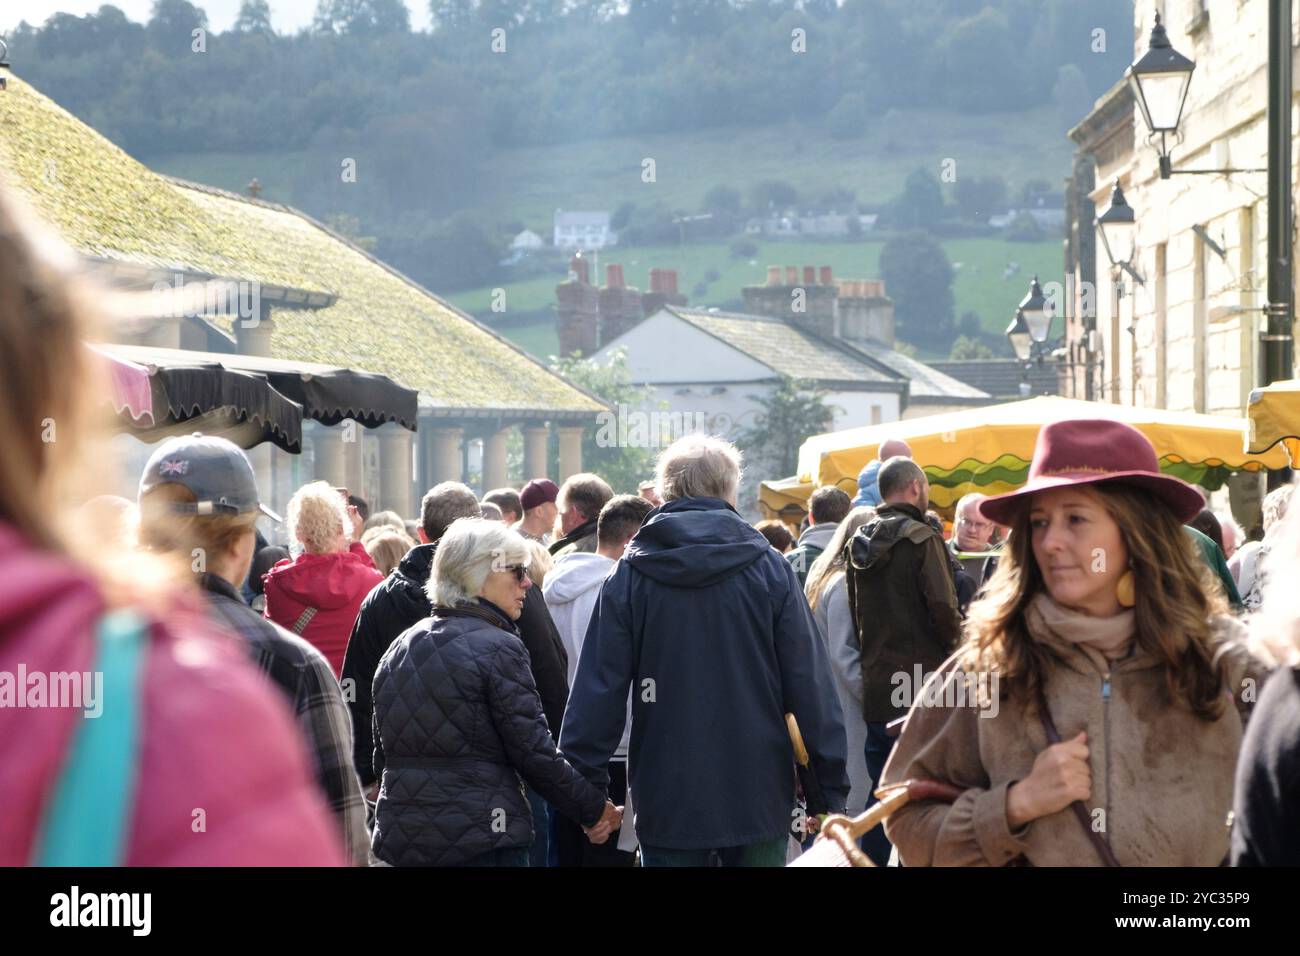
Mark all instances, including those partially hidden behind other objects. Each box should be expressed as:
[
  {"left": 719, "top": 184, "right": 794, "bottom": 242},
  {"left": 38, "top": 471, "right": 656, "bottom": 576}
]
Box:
[{"left": 502, "top": 564, "right": 530, "bottom": 583}]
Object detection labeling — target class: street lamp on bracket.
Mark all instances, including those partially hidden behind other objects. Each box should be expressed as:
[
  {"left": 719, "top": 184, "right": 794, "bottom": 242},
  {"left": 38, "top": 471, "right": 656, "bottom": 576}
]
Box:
[
  {"left": 1006, "top": 276, "right": 1057, "bottom": 397},
  {"left": 1096, "top": 180, "right": 1145, "bottom": 287},
  {"left": 1128, "top": 12, "right": 1266, "bottom": 180}
]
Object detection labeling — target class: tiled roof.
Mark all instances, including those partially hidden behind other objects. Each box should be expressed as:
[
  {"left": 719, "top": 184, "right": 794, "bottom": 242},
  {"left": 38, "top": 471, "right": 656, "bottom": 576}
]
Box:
[
  {"left": 0, "top": 75, "right": 604, "bottom": 418},
  {"left": 841, "top": 341, "right": 991, "bottom": 403},
  {"left": 666, "top": 307, "right": 900, "bottom": 387},
  {"left": 927, "top": 359, "right": 1062, "bottom": 399}
]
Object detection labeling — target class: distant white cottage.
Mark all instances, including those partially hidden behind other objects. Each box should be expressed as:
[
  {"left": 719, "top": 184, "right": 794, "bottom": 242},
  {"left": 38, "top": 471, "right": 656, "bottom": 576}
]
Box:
[
  {"left": 554, "top": 210, "right": 615, "bottom": 250},
  {"left": 510, "top": 229, "right": 545, "bottom": 250}
]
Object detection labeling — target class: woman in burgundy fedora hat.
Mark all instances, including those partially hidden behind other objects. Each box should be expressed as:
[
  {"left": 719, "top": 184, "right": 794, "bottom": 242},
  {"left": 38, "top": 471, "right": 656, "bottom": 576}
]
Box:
[{"left": 879, "top": 419, "right": 1267, "bottom": 866}]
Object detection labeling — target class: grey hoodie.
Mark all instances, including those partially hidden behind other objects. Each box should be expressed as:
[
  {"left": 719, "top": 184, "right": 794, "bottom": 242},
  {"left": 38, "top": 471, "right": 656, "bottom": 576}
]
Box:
[{"left": 543, "top": 552, "right": 630, "bottom": 756}]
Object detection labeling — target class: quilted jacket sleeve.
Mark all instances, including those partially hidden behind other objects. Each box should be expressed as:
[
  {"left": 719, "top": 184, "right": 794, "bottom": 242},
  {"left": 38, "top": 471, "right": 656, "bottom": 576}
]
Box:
[{"left": 485, "top": 635, "right": 606, "bottom": 828}]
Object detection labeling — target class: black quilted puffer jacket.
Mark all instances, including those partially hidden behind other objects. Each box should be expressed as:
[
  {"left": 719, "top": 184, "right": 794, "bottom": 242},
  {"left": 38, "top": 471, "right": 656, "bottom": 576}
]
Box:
[{"left": 371, "top": 599, "right": 606, "bottom": 866}]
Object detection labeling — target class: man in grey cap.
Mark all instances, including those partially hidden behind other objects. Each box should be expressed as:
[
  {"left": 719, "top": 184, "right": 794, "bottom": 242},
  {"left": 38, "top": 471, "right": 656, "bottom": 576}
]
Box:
[{"left": 136, "top": 434, "right": 369, "bottom": 865}]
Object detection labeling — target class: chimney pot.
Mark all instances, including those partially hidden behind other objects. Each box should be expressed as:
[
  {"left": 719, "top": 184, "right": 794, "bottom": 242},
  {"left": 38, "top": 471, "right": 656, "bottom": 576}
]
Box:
[
  {"left": 570, "top": 254, "right": 589, "bottom": 285},
  {"left": 766, "top": 266, "right": 783, "bottom": 287},
  {"left": 803, "top": 266, "right": 816, "bottom": 286},
  {"left": 785, "top": 266, "right": 799, "bottom": 285},
  {"left": 819, "top": 265, "right": 833, "bottom": 285},
  {"left": 606, "top": 263, "right": 624, "bottom": 288}
]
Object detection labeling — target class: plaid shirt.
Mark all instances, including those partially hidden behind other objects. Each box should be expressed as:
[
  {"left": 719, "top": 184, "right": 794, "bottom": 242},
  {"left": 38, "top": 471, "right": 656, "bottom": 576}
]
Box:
[{"left": 200, "top": 573, "right": 370, "bottom": 865}]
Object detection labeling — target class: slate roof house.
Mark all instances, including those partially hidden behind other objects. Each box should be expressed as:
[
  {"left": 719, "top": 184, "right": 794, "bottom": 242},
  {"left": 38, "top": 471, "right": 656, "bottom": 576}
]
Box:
[
  {"left": 0, "top": 75, "right": 604, "bottom": 519},
  {"left": 567, "top": 261, "right": 988, "bottom": 452}
]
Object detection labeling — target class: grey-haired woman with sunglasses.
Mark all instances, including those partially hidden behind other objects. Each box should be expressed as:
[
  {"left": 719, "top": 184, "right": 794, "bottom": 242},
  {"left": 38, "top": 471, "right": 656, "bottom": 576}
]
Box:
[{"left": 370, "top": 518, "right": 621, "bottom": 866}]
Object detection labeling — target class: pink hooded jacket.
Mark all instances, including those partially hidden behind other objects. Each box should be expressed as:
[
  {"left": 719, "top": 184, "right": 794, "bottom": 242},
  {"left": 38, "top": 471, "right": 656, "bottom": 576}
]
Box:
[
  {"left": 0, "top": 523, "right": 345, "bottom": 866},
  {"left": 263, "top": 542, "right": 383, "bottom": 678}
]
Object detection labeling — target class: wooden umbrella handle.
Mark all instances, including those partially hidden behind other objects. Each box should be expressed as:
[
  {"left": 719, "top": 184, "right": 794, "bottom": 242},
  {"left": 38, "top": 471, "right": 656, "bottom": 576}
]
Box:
[
  {"left": 815, "top": 779, "right": 965, "bottom": 867},
  {"left": 785, "top": 713, "right": 810, "bottom": 766}
]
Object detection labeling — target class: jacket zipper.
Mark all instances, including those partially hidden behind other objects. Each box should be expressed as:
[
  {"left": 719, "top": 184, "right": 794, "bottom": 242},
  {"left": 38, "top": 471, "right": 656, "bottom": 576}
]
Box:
[{"left": 1101, "top": 672, "right": 1111, "bottom": 843}]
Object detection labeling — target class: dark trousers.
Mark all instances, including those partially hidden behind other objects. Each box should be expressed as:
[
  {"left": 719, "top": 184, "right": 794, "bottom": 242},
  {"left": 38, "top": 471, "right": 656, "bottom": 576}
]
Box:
[
  {"left": 525, "top": 785, "right": 549, "bottom": 867},
  {"left": 862, "top": 721, "right": 896, "bottom": 866},
  {"left": 640, "top": 837, "right": 786, "bottom": 868},
  {"left": 552, "top": 760, "right": 636, "bottom": 867}
]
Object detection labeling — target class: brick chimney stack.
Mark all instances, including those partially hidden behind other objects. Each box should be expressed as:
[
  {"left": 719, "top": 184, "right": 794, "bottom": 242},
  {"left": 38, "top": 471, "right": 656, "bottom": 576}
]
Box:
[
  {"left": 557, "top": 253, "right": 600, "bottom": 356},
  {"left": 598, "top": 263, "right": 645, "bottom": 346},
  {"left": 836, "top": 278, "right": 895, "bottom": 348},
  {"left": 640, "top": 267, "right": 687, "bottom": 317},
  {"left": 742, "top": 264, "right": 839, "bottom": 339}
]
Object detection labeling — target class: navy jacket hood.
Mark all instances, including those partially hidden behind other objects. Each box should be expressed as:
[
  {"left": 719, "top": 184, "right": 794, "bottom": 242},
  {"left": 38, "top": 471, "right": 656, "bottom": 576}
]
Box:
[{"left": 627, "top": 497, "right": 771, "bottom": 588}]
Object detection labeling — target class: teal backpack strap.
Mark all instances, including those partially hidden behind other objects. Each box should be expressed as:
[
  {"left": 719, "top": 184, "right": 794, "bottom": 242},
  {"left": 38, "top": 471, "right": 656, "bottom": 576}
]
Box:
[{"left": 32, "top": 608, "right": 148, "bottom": 867}]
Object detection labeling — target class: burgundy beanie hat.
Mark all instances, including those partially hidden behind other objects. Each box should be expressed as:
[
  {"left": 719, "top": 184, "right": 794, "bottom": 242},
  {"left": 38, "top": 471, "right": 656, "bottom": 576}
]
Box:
[
  {"left": 979, "top": 418, "right": 1204, "bottom": 527},
  {"left": 519, "top": 478, "right": 559, "bottom": 511}
]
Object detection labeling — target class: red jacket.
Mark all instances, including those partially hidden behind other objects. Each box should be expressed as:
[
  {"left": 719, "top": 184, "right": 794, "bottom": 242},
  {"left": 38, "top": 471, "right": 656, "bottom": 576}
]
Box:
[
  {"left": 0, "top": 523, "right": 345, "bottom": 866},
  {"left": 263, "top": 543, "right": 383, "bottom": 678}
]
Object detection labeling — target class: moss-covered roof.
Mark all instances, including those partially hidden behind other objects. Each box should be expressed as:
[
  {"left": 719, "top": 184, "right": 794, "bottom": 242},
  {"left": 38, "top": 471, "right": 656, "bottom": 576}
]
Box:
[{"left": 0, "top": 75, "right": 603, "bottom": 417}]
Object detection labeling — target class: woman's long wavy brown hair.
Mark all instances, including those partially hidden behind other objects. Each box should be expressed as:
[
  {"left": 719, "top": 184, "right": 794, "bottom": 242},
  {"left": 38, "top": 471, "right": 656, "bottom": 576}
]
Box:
[{"left": 964, "top": 483, "right": 1230, "bottom": 721}]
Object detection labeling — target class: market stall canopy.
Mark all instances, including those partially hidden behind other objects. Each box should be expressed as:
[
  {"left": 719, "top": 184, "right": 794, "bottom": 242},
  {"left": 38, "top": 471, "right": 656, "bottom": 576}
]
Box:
[
  {"left": 103, "top": 345, "right": 419, "bottom": 432},
  {"left": 90, "top": 344, "right": 303, "bottom": 453},
  {"left": 1246, "top": 379, "right": 1300, "bottom": 462},
  {"left": 797, "top": 396, "right": 1288, "bottom": 510},
  {"left": 758, "top": 475, "right": 816, "bottom": 525}
]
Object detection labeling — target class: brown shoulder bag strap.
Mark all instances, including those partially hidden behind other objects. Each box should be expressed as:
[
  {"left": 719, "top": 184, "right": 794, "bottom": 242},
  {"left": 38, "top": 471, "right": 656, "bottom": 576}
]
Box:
[{"left": 1036, "top": 685, "right": 1121, "bottom": 867}]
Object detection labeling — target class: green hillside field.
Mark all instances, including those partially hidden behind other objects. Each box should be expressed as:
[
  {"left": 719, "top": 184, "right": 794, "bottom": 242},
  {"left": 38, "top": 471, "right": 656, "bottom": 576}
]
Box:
[{"left": 148, "top": 106, "right": 1071, "bottom": 360}]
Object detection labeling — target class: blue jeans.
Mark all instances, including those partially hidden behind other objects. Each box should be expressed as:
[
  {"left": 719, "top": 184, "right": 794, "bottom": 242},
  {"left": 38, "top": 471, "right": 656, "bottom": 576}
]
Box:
[
  {"left": 862, "top": 721, "right": 896, "bottom": 866},
  {"left": 640, "top": 836, "right": 787, "bottom": 868},
  {"left": 456, "top": 846, "right": 530, "bottom": 867}
]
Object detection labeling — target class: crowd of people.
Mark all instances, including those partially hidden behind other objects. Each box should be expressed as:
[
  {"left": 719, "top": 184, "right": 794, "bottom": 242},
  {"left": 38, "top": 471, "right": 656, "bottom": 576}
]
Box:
[{"left": 2, "top": 183, "right": 1299, "bottom": 869}]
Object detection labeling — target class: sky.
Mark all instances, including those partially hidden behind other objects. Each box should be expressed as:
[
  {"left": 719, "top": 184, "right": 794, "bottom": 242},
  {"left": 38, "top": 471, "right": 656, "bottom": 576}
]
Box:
[{"left": 3, "top": 1, "right": 433, "bottom": 34}]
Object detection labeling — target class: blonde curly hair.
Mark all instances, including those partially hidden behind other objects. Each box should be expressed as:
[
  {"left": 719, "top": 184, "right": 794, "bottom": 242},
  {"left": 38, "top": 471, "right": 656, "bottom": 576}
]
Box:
[{"left": 288, "top": 481, "right": 349, "bottom": 555}]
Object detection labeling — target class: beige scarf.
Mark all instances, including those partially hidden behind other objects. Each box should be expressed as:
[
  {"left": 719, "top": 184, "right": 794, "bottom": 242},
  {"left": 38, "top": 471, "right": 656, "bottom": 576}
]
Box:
[{"left": 1026, "top": 592, "right": 1136, "bottom": 672}]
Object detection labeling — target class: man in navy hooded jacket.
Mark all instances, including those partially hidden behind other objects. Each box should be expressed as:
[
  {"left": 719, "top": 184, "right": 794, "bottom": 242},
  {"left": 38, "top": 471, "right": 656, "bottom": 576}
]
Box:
[{"left": 559, "top": 435, "right": 850, "bottom": 866}]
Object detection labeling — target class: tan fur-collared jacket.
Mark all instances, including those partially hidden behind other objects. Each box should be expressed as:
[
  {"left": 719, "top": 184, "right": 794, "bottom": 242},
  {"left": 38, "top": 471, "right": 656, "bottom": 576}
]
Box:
[{"left": 880, "top": 614, "right": 1265, "bottom": 866}]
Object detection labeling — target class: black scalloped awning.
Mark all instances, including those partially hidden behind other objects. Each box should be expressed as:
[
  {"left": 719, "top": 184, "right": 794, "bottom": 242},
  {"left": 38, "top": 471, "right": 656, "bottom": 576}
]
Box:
[
  {"left": 145, "top": 361, "right": 302, "bottom": 453},
  {"left": 261, "top": 368, "right": 418, "bottom": 431},
  {"left": 100, "top": 345, "right": 418, "bottom": 435}
]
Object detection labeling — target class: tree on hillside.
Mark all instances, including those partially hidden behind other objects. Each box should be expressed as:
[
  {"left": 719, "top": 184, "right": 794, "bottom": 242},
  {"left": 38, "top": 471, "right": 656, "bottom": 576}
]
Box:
[
  {"left": 314, "top": 0, "right": 410, "bottom": 36},
  {"left": 826, "top": 91, "right": 869, "bottom": 140},
  {"left": 879, "top": 231, "right": 955, "bottom": 348},
  {"left": 702, "top": 184, "right": 742, "bottom": 217},
  {"left": 949, "top": 335, "right": 994, "bottom": 360},
  {"left": 1019, "top": 178, "right": 1053, "bottom": 205},
  {"left": 955, "top": 174, "right": 1007, "bottom": 224},
  {"left": 749, "top": 180, "right": 798, "bottom": 214},
  {"left": 429, "top": 0, "right": 476, "bottom": 31},
  {"left": 234, "top": 0, "right": 274, "bottom": 34},
  {"left": 147, "top": 0, "right": 208, "bottom": 52},
  {"left": 891, "top": 168, "right": 946, "bottom": 231},
  {"left": 939, "top": 6, "right": 1027, "bottom": 112}
]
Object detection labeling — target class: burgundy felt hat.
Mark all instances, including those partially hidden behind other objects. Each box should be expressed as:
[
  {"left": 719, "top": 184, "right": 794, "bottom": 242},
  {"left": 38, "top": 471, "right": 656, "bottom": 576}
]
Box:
[
  {"left": 519, "top": 478, "right": 559, "bottom": 511},
  {"left": 978, "top": 418, "right": 1204, "bottom": 526}
]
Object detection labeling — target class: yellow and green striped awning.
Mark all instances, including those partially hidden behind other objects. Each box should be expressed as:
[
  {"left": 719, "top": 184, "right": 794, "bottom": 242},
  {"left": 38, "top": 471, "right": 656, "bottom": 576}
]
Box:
[{"left": 794, "top": 396, "right": 1287, "bottom": 511}]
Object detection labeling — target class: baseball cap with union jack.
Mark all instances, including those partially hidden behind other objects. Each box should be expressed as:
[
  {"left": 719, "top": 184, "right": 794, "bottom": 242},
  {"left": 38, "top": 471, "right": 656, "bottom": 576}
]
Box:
[{"left": 138, "top": 433, "right": 282, "bottom": 522}]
